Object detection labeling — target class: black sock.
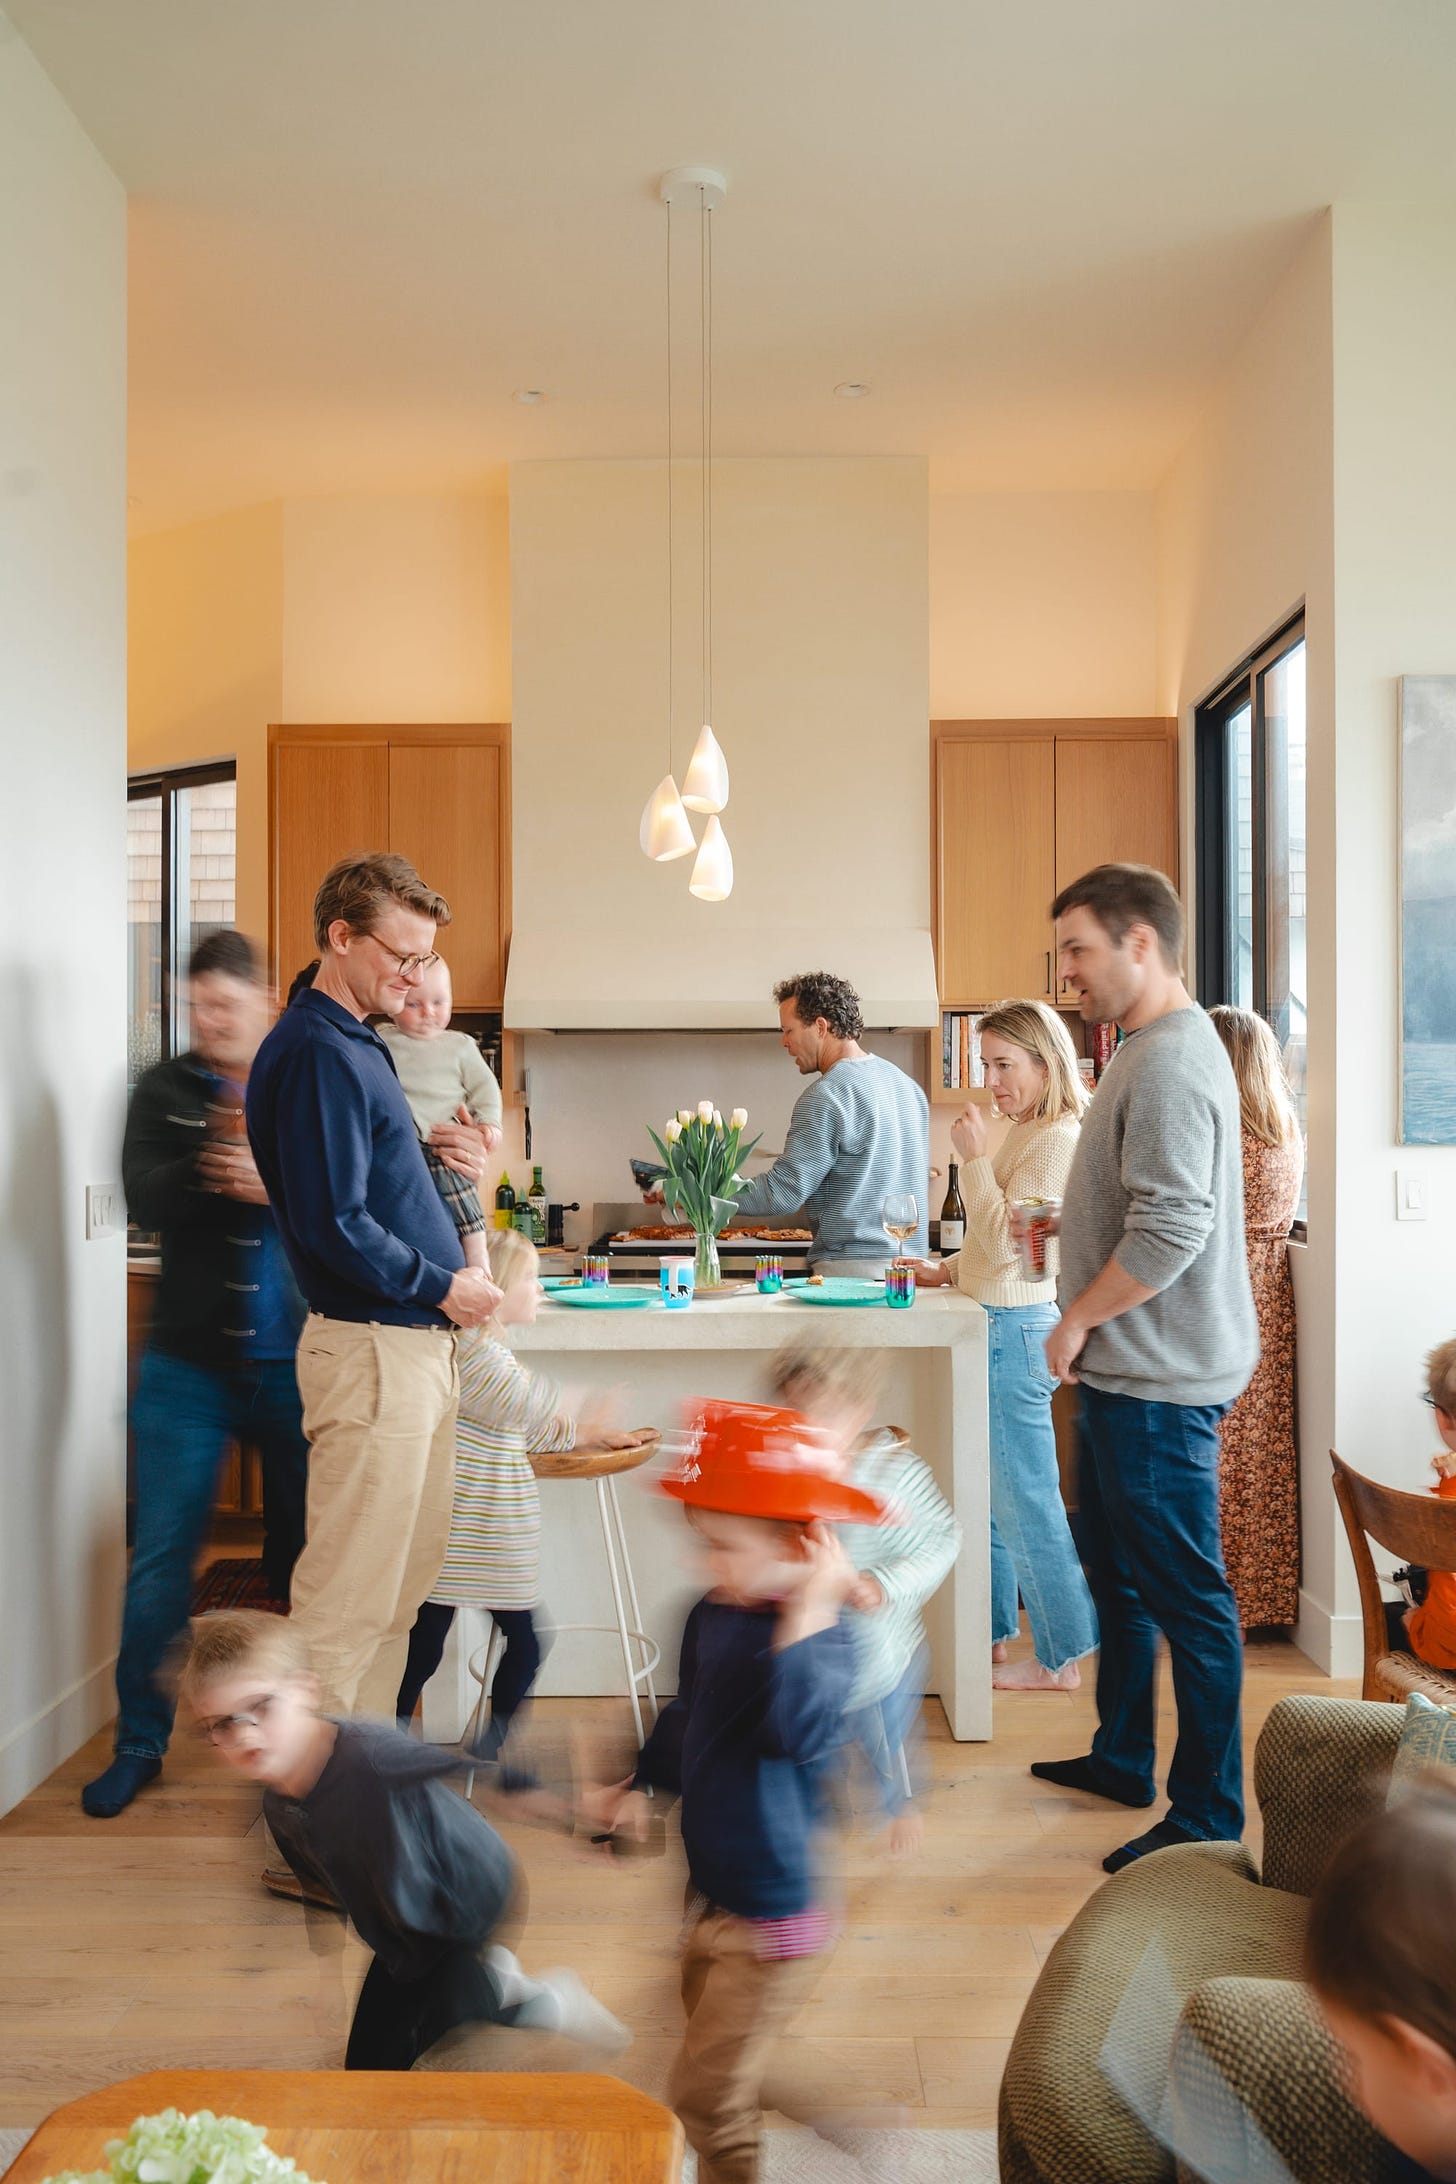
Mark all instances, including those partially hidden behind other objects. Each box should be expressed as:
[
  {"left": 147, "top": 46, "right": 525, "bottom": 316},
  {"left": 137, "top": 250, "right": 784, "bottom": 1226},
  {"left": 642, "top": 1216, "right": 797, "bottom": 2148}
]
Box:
[
  {"left": 1102, "top": 1818, "right": 1210, "bottom": 1875},
  {"left": 1029, "top": 1754, "right": 1156, "bottom": 1808}
]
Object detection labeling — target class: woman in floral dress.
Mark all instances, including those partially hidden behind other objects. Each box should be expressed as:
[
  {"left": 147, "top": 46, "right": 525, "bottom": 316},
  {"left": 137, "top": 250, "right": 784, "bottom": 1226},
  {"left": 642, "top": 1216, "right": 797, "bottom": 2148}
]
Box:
[{"left": 1210, "top": 1008, "right": 1305, "bottom": 1627}]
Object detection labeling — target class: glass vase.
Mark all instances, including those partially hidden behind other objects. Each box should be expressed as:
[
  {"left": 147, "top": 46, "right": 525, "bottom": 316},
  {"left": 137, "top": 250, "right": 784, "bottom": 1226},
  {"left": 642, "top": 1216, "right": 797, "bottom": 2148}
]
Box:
[{"left": 694, "top": 1227, "right": 722, "bottom": 1289}]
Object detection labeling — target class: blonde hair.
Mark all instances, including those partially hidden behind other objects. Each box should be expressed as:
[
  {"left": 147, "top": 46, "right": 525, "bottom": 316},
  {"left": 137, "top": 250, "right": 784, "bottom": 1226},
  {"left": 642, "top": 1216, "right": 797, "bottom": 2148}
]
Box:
[
  {"left": 768, "top": 1342, "right": 885, "bottom": 1414},
  {"left": 1428, "top": 1337, "right": 1456, "bottom": 1419},
  {"left": 1208, "top": 1007, "right": 1300, "bottom": 1148},
  {"left": 486, "top": 1225, "right": 540, "bottom": 1323},
  {"left": 177, "top": 1610, "right": 312, "bottom": 1708},
  {"left": 975, "top": 999, "right": 1088, "bottom": 1123}
]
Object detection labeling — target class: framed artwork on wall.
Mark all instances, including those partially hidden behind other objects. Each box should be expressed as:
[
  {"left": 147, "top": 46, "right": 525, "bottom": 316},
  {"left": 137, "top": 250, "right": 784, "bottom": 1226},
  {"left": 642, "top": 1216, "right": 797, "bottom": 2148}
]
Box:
[{"left": 1399, "top": 675, "right": 1456, "bottom": 1144}]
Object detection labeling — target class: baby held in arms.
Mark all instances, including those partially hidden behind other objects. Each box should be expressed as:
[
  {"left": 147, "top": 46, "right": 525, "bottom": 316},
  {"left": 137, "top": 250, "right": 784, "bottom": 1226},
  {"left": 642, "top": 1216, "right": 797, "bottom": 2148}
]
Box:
[{"left": 379, "top": 957, "right": 502, "bottom": 1272}]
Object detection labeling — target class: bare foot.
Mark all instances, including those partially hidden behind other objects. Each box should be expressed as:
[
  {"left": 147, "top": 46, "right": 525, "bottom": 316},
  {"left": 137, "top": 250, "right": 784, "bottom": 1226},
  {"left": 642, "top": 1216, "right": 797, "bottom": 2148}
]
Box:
[
  {"left": 888, "top": 1810, "right": 924, "bottom": 1858},
  {"left": 992, "top": 1658, "right": 1082, "bottom": 1692},
  {"left": 992, "top": 1640, "right": 1010, "bottom": 1664}
]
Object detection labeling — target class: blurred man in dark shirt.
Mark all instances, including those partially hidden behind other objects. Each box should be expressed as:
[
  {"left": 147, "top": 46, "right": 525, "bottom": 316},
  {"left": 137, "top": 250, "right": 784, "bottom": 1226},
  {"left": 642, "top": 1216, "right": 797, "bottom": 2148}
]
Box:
[{"left": 84, "top": 930, "right": 306, "bottom": 1818}]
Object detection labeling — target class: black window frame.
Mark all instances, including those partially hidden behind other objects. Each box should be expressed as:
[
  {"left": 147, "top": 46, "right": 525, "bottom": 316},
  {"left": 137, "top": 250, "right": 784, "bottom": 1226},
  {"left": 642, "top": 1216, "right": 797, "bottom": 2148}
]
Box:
[
  {"left": 1194, "top": 610, "right": 1308, "bottom": 1233},
  {"left": 128, "top": 759, "right": 237, "bottom": 1066}
]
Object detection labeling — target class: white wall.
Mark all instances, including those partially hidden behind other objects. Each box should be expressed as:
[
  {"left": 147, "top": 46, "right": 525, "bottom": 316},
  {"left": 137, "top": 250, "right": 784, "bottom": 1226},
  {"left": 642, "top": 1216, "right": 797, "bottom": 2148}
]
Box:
[
  {"left": 1328, "top": 201, "right": 1456, "bottom": 1489},
  {"left": 0, "top": 15, "right": 127, "bottom": 1812},
  {"left": 281, "top": 490, "right": 510, "bottom": 722},
  {"left": 1156, "top": 219, "right": 1344, "bottom": 1665},
  {"left": 931, "top": 491, "right": 1158, "bottom": 719},
  {"left": 130, "top": 502, "right": 284, "bottom": 941}
]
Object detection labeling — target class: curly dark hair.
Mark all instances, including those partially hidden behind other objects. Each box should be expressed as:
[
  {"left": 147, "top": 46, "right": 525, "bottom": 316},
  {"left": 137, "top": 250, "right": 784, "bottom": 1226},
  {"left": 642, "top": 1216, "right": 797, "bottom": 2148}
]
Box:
[{"left": 773, "top": 972, "right": 864, "bottom": 1041}]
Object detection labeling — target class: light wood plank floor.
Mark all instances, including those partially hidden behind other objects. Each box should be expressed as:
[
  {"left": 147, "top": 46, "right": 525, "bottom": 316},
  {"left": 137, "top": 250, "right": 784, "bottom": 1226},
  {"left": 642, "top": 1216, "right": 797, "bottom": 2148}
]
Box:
[{"left": 0, "top": 1636, "right": 1356, "bottom": 2133}]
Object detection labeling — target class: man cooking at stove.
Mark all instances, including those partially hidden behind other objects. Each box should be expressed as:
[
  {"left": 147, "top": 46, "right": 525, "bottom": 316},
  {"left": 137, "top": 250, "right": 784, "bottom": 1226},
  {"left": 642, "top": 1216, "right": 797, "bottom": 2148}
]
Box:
[{"left": 649, "top": 972, "right": 929, "bottom": 1276}]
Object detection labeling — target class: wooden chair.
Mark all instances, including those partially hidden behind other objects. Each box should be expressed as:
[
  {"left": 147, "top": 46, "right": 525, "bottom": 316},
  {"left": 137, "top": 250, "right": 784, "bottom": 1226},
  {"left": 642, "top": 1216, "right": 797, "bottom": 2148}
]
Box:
[{"left": 1330, "top": 1449, "right": 1456, "bottom": 1705}]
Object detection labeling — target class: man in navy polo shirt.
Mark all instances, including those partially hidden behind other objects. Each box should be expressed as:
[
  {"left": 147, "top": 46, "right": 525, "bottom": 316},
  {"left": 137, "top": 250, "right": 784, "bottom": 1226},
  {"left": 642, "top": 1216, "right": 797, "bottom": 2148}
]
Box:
[{"left": 247, "top": 853, "right": 501, "bottom": 1731}]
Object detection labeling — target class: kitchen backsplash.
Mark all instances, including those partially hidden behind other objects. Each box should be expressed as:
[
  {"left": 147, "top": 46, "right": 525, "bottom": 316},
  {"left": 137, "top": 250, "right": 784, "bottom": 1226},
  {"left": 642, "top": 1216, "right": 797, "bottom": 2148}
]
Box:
[{"left": 485, "top": 1029, "right": 926, "bottom": 1248}]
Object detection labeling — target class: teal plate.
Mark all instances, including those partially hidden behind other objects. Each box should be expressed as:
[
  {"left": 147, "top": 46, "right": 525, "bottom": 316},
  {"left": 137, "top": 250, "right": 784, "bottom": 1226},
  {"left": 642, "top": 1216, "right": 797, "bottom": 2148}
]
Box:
[
  {"left": 540, "top": 1276, "right": 582, "bottom": 1292},
  {"left": 549, "top": 1289, "right": 656, "bottom": 1310},
  {"left": 789, "top": 1287, "right": 887, "bottom": 1308}
]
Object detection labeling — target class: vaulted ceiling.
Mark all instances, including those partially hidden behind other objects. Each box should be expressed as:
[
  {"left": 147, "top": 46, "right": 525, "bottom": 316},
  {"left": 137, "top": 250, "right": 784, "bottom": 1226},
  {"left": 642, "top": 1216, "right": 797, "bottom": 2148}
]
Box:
[{"left": 12, "top": 0, "right": 1456, "bottom": 530}]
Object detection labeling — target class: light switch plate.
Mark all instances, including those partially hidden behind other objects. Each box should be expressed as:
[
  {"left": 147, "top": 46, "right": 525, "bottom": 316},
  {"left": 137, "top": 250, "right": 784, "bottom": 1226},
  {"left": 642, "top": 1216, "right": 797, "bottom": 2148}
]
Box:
[
  {"left": 1396, "top": 1168, "right": 1429, "bottom": 1222},
  {"left": 85, "top": 1183, "right": 120, "bottom": 1238}
]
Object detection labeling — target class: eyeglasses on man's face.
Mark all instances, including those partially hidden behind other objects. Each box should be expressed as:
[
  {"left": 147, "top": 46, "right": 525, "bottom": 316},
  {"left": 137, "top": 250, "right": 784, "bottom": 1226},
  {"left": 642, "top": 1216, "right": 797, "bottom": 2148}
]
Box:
[
  {"left": 195, "top": 1691, "right": 280, "bottom": 1747},
  {"left": 365, "top": 932, "right": 440, "bottom": 978}
]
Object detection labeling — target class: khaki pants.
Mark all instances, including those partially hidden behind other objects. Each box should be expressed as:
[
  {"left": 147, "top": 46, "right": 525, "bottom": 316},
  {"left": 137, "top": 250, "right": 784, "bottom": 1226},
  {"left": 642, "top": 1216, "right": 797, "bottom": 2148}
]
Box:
[
  {"left": 669, "top": 1907, "right": 827, "bottom": 2184},
  {"left": 290, "top": 1315, "right": 460, "bottom": 1719}
]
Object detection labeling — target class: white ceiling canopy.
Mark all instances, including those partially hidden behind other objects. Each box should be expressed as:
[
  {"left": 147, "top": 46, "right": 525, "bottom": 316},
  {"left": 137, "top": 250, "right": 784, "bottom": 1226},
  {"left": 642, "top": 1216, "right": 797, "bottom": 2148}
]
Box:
[{"left": 10, "top": 0, "right": 1456, "bottom": 531}]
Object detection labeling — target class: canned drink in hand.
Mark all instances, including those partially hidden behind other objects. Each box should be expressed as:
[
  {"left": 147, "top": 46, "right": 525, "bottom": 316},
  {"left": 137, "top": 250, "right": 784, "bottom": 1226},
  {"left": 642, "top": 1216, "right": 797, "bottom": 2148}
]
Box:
[{"left": 1012, "top": 1199, "right": 1060, "bottom": 1279}]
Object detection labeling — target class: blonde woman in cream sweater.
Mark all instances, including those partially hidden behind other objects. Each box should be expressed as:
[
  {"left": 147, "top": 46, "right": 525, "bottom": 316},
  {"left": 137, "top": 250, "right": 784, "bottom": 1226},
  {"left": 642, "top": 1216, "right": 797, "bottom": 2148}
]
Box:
[{"left": 904, "top": 1000, "right": 1097, "bottom": 1691}]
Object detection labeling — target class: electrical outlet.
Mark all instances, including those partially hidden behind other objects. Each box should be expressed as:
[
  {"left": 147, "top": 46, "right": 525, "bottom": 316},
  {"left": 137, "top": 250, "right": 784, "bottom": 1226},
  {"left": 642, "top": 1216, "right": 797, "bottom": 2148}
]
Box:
[
  {"left": 1396, "top": 1169, "right": 1429, "bottom": 1223},
  {"left": 85, "top": 1183, "right": 119, "bottom": 1239}
]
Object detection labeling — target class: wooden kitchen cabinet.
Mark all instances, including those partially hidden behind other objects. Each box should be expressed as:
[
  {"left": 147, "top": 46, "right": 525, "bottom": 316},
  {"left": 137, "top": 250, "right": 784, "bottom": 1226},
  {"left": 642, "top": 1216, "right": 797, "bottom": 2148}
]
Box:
[
  {"left": 272, "top": 740, "right": 390, "bottom": 992},
  {"left": 935, "top": 735, "right": 1056, "bottom": 1004},
  {"left": 388, "top": 742, "right": 505, "bottom": 1008},
  {"left": 1054, "top": 734, "right": 1178, "bottom": 899},
  {"left": 269, "top": 725, "right": 510, "bottom": 1010},
  {"left": 931, "top": 718, "right": 1178, "bottom": 1102}
]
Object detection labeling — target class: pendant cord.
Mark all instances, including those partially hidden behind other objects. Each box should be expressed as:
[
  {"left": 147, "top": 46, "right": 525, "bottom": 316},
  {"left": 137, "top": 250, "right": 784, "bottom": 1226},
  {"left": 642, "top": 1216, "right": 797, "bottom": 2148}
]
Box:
[
  {"left": 706, "top": 199, "right": 714, "bottom": 731},
  {"left": 665, "top": 193, "right": 674, "bottom": 773},
  {"left": 700, "top": 186, "right": 709, "bottom": 733}
]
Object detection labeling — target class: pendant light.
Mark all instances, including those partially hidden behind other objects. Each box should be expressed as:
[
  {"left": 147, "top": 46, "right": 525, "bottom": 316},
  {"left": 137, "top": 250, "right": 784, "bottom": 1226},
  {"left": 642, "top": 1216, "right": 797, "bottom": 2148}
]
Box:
[
  {"left": 639, "top": 180, "right": 694, "bottom": 860},
  {"left": 689, "top": 812, "right": 734, "bottom": 901},
  {"left": 682, "top": 184, "right": 729, "bottom": 820}
]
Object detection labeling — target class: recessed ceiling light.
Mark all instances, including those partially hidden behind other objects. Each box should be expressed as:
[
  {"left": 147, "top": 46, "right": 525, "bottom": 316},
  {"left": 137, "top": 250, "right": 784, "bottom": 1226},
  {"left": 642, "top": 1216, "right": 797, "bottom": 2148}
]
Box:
[
  {"left": 513, "top": 388, "right": 547, "bottom": 406},
  {"left": 834, "top": 381, "right": 871, "bottom": 399}
]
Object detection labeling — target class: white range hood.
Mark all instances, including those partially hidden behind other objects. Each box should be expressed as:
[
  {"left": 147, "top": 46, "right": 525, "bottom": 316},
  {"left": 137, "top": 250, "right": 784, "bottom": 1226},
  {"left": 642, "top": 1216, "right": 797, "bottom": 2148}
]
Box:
[{"left": 503, "top": 926, "right": 940, "bottom": 1033}]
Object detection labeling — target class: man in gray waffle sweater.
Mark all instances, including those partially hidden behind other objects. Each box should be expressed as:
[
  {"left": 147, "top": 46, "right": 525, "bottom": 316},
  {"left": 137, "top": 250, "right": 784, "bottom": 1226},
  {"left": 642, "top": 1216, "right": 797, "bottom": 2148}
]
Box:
[{"left": 1028, "top": 865, "right": 1257, "bottom": 1875}]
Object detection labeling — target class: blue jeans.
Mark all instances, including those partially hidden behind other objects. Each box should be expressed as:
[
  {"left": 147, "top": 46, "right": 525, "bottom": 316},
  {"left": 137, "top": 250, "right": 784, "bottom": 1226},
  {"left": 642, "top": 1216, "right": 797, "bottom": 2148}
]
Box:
[
  {"left": 1079, "top": 1383, "right": 1244, "bottom": 1841},
  {"left": 987, "top": 1305, "right": 1098, "bottom": 1673},
  {"left": 114, "top": 1347, "right": 309, "bottom": 1760},
  {"left": 842, "top": 1646, "right": 928, "bottom": 1819}
]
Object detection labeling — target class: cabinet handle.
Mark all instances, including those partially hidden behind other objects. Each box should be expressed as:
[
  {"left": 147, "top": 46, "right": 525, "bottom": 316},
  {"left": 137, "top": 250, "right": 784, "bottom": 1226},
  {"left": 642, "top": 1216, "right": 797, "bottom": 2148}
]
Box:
[{"left": 1045, "top": 949, "right": 1052, "bottom": 997}]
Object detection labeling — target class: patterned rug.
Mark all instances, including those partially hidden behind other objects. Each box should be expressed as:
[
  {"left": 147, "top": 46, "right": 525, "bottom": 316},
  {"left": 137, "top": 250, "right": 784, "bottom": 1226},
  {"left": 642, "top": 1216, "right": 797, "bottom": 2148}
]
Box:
[
  {"left": 191, "top": 1558, "right": 287, "bottom": 1617},
  {"left": 0, "top": 2125, "right": 1000, "bottom": 2178}
]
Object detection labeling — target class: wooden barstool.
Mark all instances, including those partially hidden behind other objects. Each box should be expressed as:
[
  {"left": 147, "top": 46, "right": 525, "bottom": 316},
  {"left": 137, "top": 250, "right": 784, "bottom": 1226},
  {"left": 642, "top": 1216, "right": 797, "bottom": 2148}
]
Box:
[{"left": 463, "top": 1431, "right": 663, "bottom": 1772}]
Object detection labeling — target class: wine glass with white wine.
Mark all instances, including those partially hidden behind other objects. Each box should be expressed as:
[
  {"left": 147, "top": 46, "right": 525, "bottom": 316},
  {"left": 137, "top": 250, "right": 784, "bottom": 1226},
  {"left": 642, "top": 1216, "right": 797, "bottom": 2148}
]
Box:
[{"left": 881, "top": 1192, "right": 919, "bottom": 1263}]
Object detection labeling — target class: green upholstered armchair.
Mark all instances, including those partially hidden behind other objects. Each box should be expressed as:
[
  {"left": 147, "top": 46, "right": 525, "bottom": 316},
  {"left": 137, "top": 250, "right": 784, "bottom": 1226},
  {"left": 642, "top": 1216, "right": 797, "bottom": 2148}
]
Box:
[{"left": 998, "top": 1695, "right": 1406, "bottom": 2184}]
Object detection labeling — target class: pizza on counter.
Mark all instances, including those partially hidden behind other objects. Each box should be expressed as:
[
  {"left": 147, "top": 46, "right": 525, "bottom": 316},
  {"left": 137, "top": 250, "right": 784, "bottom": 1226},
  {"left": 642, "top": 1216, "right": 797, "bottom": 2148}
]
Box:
[{"left": 610, "top": 1224, "right": 813, "bottom": 1243}]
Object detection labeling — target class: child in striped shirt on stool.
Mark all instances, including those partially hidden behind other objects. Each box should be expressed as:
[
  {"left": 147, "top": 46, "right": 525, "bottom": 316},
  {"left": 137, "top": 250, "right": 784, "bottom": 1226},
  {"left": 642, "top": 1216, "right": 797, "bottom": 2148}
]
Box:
[
  {"left": 589, "top": 1398, "right": 888, "bottom": 2184},
  {"left": 771, "top": 1344, "right": 962, "bottom": 1856},
  {"left": 396, "top": 1227, "right": 638, "bottom": 1793}
]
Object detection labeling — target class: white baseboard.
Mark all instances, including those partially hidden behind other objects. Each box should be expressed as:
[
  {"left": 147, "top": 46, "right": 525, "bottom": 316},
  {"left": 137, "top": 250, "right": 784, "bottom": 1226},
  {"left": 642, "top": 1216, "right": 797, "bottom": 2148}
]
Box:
[
  {"left": 0, "top": 1656, "right": 116, "bottom": 1818},
  {"left": 1293, "top": 1592, "right": 1364, "bottom": 1680}
]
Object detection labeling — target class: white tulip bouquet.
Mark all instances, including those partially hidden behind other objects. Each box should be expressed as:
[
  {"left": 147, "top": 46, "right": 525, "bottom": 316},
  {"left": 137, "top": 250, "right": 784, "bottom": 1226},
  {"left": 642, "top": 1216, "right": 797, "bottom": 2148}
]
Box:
[
  {"left": 646, "top": 1102, "right": 761, "bottom": 1286},
  {"left": 42, "top": 2109, "right": 319, "bottom": 2184}
]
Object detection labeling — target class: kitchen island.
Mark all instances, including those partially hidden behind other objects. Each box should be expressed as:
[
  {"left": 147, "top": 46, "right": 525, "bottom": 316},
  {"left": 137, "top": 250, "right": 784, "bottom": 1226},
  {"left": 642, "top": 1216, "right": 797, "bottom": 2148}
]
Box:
[{"left": 423, "top": 1285, "right": 992, "bottom": 1744}]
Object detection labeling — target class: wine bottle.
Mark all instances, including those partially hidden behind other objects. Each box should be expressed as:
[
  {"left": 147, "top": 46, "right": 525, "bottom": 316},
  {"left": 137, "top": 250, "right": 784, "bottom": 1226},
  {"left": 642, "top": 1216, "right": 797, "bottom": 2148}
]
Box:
[
  {"left": 494, "top": 1172, "right": 515, "bottom": 1232},
  {"left": 528, "top": 1164, "right": 547, "bottom": 1245},
  {"left": 939, "top": 1161, "right": 966, "bottom": 1252}
]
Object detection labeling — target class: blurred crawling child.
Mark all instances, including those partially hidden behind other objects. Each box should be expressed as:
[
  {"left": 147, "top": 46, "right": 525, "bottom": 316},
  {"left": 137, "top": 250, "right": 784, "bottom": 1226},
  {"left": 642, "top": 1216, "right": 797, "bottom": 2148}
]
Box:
[
  {"left": 181, "top": 1609, "right": 626, "bottom": 2071},
  {"left": 770, "top": 1343, "right": 961, "bottom": 1855},
  {"left": 1390, "top": 1337, "right": 1456, "bottom": 1671},
  {"left": 590, "top": 1398, "right": 886, "bottom": 2184},
  {"left": 379, "top": 957, "right": 502, "bottom": 1271}
]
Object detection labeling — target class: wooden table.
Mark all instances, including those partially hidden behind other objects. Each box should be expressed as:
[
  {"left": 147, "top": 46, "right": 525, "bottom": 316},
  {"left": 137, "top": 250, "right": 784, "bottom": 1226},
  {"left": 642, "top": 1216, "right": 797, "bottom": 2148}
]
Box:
[{"left": 3, "top": 2070, "right": 683, "bottom": 2182}]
